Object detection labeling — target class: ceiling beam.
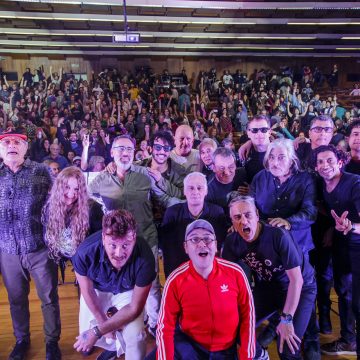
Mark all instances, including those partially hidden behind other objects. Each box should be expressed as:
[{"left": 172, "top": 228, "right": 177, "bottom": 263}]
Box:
[{"left": 3, "top": 0, "right": 360, "bottom": 10}]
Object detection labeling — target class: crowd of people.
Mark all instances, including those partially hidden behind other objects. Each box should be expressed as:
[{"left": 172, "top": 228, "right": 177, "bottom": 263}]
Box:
[{"left": 0, "top": 62, "right": 359, "bottom": 360}]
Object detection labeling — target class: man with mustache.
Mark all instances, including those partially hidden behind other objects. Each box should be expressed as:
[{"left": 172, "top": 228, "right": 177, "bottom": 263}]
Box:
[{"left": 73, "top": 209, "right": 155, "bottom": 360}]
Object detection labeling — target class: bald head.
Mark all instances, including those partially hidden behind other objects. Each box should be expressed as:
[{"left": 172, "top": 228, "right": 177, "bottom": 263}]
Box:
[{"left": 174, "top": 125, "right": 194, "bottom": 157}]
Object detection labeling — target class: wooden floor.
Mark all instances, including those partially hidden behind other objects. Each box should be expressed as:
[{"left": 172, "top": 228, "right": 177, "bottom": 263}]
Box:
[{"left": 0, "top": 262, "right": 357, "bottom": 360}]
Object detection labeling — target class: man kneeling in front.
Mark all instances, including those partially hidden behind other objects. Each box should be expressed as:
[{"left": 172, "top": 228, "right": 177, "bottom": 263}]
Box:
[
  {"left": 73, "top": 209, "right": 155, "bottom": 360},
  {"left": 156, "top": 219, "right": 256, "bottom": 360}
]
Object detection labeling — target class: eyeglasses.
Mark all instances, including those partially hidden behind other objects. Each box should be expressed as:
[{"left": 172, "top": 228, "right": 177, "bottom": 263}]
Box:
[
  {"left": 310, "top": 126, "right": 333, "bottom": 134},
  {"left": 112, "top": 146, "right": 134, "bottom": 153},
  {"left": 153, "top": 143, "right": 172, "bottom": 152},
  {"left": 248, "top": 127, "right": 270, "bottom": 134},
  {"left": 186, "top": 236, "right": 215, "bottom": 245}
]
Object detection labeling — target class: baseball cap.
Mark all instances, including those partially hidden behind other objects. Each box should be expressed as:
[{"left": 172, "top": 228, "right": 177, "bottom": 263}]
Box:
[
  {"left": 0, "top": 130, "right": 27, "bottom": 141},
  {"left": 184, "top": 219, "right": 215, "bottom": 240}
]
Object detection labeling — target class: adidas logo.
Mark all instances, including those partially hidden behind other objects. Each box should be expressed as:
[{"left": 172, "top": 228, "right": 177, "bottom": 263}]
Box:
[{"left": 220, "top": 284, "right": 229, "bottom": 293}]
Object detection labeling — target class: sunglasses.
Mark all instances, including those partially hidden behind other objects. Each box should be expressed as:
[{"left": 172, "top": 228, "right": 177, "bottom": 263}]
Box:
[
  {"left": 153, "top": 143, "right": 172, "bottom": 152},
  {"left": 248, "top": 127, "right": 270, "bottom": 134}
]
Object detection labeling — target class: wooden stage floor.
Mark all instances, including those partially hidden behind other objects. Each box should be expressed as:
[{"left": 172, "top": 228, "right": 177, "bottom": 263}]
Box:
[{"left": 0, "top": 262, "right": 356, "bottom": 360}]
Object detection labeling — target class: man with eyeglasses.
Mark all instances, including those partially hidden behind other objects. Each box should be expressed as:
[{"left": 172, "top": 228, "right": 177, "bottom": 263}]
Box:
[
  {"left": 0, "top": 131, "right": 61, "bottom": 360},
  {"left": 88, "top": 135, "right": 165, "bottom": 340},
  {"left": 223, "top": 196, "right": 316, "bottom": 360},
  {"left": 156, "top": 219, "right": 255, "bottom": 360},
  {"left": 296, "top": 115, "right": 335, "bottom": 337}
]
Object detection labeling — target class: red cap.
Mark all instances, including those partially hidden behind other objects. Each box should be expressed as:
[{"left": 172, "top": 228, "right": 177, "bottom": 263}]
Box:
[{"left": 0, "top": 132, "right": 28, "bottom": 141}]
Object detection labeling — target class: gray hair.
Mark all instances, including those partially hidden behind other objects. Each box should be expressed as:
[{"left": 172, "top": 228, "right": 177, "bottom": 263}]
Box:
[
  {"left": 111, "top": 134, "right": 135, "bottom": 149},
  {"left": 199, "top": 138, "right": 218, "bottom": 152},
  {"left": 229, "top": 195, "right": 257, "bottom": 211},
  {"left": 263, "top": 138, "right": 300, "bottom": 173},
  {"left": 89, "top": 156, "right": 105, "bottom": 170},
  {"left": 183, "top": 171, "right": 207, "bottom": 190},
  {"left": 212, "top": 147, "right": 236, "bottom": 163}
]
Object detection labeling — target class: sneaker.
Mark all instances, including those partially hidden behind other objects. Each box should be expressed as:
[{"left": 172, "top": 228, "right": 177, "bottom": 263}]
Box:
[
  {"left": 254, "top": 348, "right": 269, "bottom": 360},
  {"left": 96, "top": 350, "right": 117, "bottom": 360},
  {"left": 257, "top": 325, "right": 277, "bottom": 348},
  {"left": 46, "top": 341, "right": 61, "bottom": 360},
  {"left": 321, "top": 338, "right": 357, "bottom": 356},
  {"left": 8, "top": 340, "right": 30, "bottom": 360},
  {"left": 304, "top": 341, "right": 321, "bottom": 360},
  {"left": 148, "top": 325, "right": 157, "bottom": 338}
]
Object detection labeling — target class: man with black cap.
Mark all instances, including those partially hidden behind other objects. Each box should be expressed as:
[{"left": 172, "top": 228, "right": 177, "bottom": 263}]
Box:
[
  {"left": 0, "top": 131, "right": 61, "bottom": 360},
  {"left": 156, "top": 219, "right": 255, "bottom": 360}
]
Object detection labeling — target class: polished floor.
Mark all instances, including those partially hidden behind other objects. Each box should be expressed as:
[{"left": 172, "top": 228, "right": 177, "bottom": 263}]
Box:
[{"left": 0, "top": 262, "right": 356, "bottom": 360}]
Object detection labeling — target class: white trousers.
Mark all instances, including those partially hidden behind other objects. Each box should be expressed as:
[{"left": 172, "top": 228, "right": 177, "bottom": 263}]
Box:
[{"left": 79, "top": 290, "right": 146, "bottom": 359}]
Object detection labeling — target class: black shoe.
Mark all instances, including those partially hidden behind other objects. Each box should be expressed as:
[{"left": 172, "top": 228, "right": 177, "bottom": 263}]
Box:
[
  {"left": 8, "top": 340, "right": 30, "bottom": 360},
  {"left": 45, "top": 341, "right": 61, "bottom": 360},
  {"left": 257, "top": 325, "right": 277, "bottom": 348},
  {"left": 96, "top": 350, "right": 117, "bottom": 360},
  {"left": 321, "top": 338, "right": 357, "bottom": 356},
  {"left": 304, "top": 341, "right": 321, "bottom": 360}
]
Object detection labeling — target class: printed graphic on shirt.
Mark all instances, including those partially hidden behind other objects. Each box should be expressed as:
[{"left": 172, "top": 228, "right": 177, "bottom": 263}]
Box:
[{"left": 243, "top": 252, "right": 283, "bottom": 281}]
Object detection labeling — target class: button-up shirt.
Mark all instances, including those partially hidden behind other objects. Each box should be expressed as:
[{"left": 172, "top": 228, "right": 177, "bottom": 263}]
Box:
[
  {"left": 250, "top": 169, "right": 317, "bottom": 253},
  {"left": 89, "top": 164, "right": 160, "bottom": 247},
  {"left": 0, "top": 159, "right": 52, "bottom": 255}
]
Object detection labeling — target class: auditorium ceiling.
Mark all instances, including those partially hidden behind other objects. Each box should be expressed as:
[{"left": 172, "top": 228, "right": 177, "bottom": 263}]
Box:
[{"left": 0, "top": 0, "right": 359, "bottom": 58}]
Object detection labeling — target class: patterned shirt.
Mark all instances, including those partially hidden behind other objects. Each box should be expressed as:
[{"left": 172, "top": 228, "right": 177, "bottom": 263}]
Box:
[{"left": 0, "top": 159, "right": 52, "bottom": 255}]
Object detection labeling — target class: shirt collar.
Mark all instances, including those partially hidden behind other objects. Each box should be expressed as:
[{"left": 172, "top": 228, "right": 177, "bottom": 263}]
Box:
[{"left": 0, "top": 157, "right": 31, "bottom": 170}]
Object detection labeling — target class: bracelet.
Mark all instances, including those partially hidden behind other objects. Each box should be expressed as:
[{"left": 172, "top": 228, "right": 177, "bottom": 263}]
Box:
[
  {"left": 92, "top": 326, "right": 102, "bottom": 339},
  {"left": 280, "top": 318, "right": 293, "bottom": 325}
]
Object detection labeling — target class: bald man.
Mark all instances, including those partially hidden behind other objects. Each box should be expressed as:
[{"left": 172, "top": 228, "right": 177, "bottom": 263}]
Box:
[{"left": 170, "top": 125, "right": 201, "bottom": 173}]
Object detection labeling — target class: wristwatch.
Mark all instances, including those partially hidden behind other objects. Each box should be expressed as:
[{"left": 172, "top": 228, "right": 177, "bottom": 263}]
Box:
[
  {"left": 281, "top": 312, "right": 293, "bottom": 323},
  {"left": 92, "top": 326, "right": 102, "bottom": 339},
  {"left": 350, "top": 223, "right": 356, "bottom": 233}
]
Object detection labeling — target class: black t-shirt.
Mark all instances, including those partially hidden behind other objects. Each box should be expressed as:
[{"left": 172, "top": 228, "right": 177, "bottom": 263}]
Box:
[
  {"left": 206, "top": 168, "right": 247, "bottom": 212},
  {"left": 222, "top": 224, "right": 314, "bottom": 289},
  {"left": 73, "top": 230, "right": 156, "bottom": 294},
  {"left": 345, "top": 158, "right": 360, "bottom": 175},
  {"left": 322, "top": 172, "right": 360, "bottom": 244},
  {"left": 245, "top": 146, "right": 266, "bottom": 183}
]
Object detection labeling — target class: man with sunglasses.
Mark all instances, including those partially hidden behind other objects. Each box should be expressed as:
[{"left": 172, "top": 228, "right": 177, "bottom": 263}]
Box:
[
  {"left": 156, "top": 219, "right": 255, "bottom": 360},
  {"left": 244, "top": 115, "right": 272, "bottom": 184},
  {"left": 138, "top": 131, "right": 187, "bottom": 209}
]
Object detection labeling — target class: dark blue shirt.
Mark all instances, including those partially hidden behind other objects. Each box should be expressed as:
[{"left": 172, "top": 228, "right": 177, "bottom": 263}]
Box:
[
  {"left": 160, "top": 201, "right": 228, "bottom": 278},
  {"left": 73, "top": 231, "right": 156, "bottom": 294},
  {"left": 222, "top": 224, "right": 314, "bottom": 290},
  {"left": 322, "top": 172, "right": 360, "bottom": 244},
  {"left": 206, "top": 168, "right": 247, "bottom": 214},
  {"left": 345, "top": 158, "right": 360, "bottom": 175},
  {"left": 251, "top": 169, "right": 317, "bottom": 252}
]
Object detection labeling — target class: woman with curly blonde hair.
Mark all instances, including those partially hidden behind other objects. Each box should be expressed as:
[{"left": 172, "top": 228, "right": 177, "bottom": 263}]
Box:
[{"left": 43, "top": 166, "right": 90, "bottom": 262}]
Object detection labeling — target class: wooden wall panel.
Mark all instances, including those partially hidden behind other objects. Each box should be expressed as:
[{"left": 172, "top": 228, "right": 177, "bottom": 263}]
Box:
[{"left": 0, "top": 54, "right": 355, "bottom": 88}]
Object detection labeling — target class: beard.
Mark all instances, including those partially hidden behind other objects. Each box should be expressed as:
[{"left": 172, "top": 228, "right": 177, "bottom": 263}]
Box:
[{"left": 116, "top": 160, "right": 132, "bottom": 171}]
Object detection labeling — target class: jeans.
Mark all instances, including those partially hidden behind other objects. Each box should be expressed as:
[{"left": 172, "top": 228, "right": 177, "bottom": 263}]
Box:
[
  {"left": 146, "top": 245, "right": 161, "bottom": 328},
  {"left": 332, "top": 239, "right": 360, "bottom": 355},
  {"left": 0, "top": 247, "right": 61, "bottom": 343},
  {"left": 254, "top": 280, "right": 317, "bottom": 360}
]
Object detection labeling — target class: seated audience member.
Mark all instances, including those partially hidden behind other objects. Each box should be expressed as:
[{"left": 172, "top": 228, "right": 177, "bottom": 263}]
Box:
[
  {"left": 170, "top": 124, "right": 201, "bottom": 172},
  {"left": 42, "top": 166, "right": 89, "bottom": 262},
  {"left": 250, "top": 138, "right": 319, "bottom": 358},
  {"left": 206, "top": 147, "right": 247, "bottom": 214},
  {"left": 43, "top": 143, "right": 69, "bottom": 170},
  {"left": 346, "top": 119, "right": 360, "bottom": 175},
  {"left": 57, "top": 117, "right": 83, "bottom": 156},
  {"left": 88, "top": 156, "right": 106, "bottom": 172},
  {"left": 156, "top": 219, "right": 255, "bottom": 360},
  {"left": 222, "top": 137, "right": 241, "bottom": 167},
  {"left": 223, "top": 196, "right": 317, "bottom": 360},
  {"left": 313, "top": 145, "right": 360, "bottom": 357},
  {"left": 199, "top": 137, "right": 217, "bottom": 180},
  {"left": 43, "top": 159, "right": 60, "bottom": 178},
  {"left": 160, "top": 172, "right": 227, "bottom": 278},
  {"left": 73, "top": 209, "right": 155, "bottom": 360}
]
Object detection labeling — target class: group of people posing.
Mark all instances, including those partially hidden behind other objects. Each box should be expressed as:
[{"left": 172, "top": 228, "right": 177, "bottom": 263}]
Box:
[{"left": 0, "top": 109, "right": 359, "bottom": 360}]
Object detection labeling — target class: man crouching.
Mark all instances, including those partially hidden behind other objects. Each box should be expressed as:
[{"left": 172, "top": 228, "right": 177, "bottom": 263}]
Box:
[{"left": 73, "top": 209, "right": 155, "bottom": 360}]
